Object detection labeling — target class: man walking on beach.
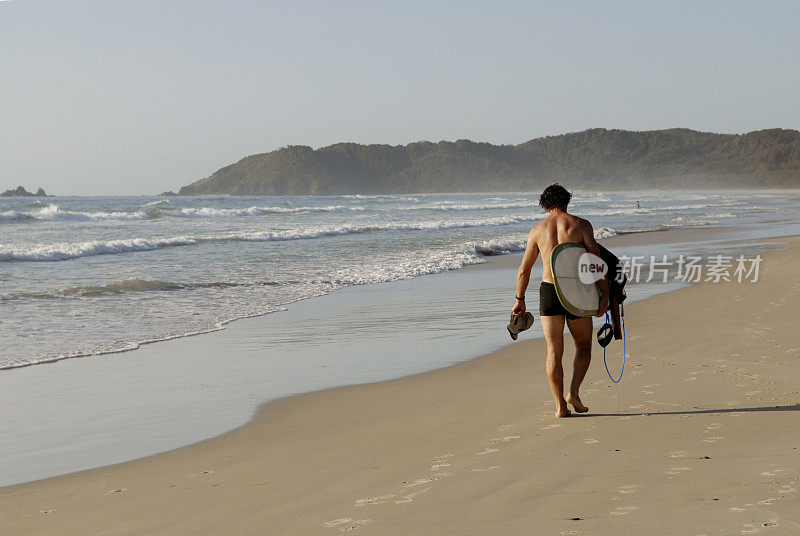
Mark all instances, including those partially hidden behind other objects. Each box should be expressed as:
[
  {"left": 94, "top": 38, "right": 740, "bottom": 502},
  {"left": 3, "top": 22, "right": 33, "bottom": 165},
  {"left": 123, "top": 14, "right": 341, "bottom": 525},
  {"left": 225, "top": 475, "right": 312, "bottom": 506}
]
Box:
[{"left": 513, "top": 184, "right": 608, "bottom": 417}]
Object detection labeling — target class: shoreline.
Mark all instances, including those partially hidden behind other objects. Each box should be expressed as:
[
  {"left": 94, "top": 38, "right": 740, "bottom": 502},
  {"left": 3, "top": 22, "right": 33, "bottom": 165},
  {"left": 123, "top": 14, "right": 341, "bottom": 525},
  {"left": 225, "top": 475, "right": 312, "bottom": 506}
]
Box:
[
  {"left": 3, "top": 233, "right": 798, "bottom": 533},
  {"left": 0, "top": 224, "right": 791, "bottom": 489}
]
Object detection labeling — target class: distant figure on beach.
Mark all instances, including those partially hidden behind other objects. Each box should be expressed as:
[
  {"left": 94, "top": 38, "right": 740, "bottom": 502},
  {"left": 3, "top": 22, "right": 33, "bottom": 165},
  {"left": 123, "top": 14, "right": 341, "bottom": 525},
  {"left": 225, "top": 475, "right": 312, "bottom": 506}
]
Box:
[
  {"left": 512, "top": 184, "right": 609, "bottom": 417},
  {"left": 636, "top": 200, "right": 641, "bottom": 209}
]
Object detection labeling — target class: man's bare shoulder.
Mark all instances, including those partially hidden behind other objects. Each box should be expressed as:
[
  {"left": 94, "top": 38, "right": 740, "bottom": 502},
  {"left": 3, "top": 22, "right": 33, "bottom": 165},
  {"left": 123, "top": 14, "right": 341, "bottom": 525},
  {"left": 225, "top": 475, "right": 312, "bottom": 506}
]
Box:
[{"left": 529, "top": 219, "right": 547, "bottom": 234}]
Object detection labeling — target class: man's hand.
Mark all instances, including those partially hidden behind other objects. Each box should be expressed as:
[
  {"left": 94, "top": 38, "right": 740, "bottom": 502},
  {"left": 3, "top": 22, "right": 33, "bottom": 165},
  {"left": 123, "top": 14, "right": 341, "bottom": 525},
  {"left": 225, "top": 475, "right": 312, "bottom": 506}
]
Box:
[
  {"left": 512, "top": 298, "right": 526, "bottom": 317},
  {"left": 595, "top": 294, "right": 609, "bottom": 317}
]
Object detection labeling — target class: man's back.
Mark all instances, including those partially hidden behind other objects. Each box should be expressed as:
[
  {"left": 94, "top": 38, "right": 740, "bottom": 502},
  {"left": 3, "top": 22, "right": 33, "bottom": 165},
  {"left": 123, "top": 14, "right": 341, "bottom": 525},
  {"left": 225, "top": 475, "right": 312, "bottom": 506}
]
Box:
[
  {"left": 514, "top": 184, "right": 608, "bottom": 418},
  {"left": 532, "top": 211, "right": 588, "bottom": 284}
]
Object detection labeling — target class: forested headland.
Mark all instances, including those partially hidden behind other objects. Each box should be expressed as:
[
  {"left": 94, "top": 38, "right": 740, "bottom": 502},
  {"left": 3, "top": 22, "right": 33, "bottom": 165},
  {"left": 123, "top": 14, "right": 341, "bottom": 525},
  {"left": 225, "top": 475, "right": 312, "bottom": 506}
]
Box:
[{"left": 177, "top": 128, "right": 800, "bottom": 195}]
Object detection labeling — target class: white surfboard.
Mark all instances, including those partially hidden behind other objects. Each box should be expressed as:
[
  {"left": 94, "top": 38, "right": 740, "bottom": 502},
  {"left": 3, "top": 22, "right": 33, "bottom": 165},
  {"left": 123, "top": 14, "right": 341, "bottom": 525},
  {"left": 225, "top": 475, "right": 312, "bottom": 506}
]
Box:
[{"left": 550, "top": 243, "right": 600, "bottom": 317}]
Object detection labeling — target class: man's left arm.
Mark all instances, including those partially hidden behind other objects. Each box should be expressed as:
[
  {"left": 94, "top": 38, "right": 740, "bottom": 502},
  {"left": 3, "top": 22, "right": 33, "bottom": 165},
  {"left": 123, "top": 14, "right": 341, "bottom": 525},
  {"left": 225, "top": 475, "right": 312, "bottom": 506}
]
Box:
[{"left": 581, "top": 220, "right": 609, "bottom": 317}]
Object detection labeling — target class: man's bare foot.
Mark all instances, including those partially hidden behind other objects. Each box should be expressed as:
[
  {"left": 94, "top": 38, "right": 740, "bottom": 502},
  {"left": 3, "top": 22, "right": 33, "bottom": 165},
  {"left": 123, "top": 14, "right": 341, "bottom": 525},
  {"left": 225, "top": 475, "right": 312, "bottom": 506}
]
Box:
[
  {"left": 566, "top": 393, "right": 589, "bottom": 413},
  {"left": 555, "top": 405, "right": 572, "bottom": 418}
]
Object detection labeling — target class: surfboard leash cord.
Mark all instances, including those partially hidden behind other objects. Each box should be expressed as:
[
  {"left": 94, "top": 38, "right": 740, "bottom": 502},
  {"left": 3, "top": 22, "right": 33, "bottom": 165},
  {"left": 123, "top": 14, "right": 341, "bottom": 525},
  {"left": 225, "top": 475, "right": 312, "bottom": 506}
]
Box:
[{"left": 603, "top": 307, "right": 626, "bottom": 383}]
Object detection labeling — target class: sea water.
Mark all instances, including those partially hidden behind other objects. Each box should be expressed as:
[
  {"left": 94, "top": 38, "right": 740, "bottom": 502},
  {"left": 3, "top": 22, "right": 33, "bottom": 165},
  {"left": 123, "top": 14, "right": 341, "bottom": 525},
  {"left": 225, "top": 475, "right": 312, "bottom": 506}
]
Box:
[
  {"left": 2, "top": 191, "right": 800, "bottom": 369},
  {"left": 2, "top": 190, "right": 800, "bottom": 486}
]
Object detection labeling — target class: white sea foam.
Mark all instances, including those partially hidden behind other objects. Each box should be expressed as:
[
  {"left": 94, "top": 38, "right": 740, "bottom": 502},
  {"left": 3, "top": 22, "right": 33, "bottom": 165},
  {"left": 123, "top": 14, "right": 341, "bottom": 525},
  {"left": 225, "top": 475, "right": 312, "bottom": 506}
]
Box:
[
  {"left": 143, "top": 199, "right": 170, "bottom": 207},
  {"left": 0, "top": 210, "right": 37, "bottom": 223},
  {"left": 1, "top": 204, "right": 150, "bottom": 223},
  {"left": 177, "top": 205, "right": 363, "bottom": 217},
  {"left": 407, "top": 201, "right": 540, "bottom": 212},
  {"left": 473, "top": 236, "right": 528, "bottom": 256},
  {"left": 0, "top": 215, "right": 540, "bottom": 262},
  {"left": 0, "top": 237, "right": 199, "bottom": 261},
  {"left": 594, "top": 227, "right": 618, "bottom": 239},
  {"left": 1, "top": 203, "right": 368, "bottom": 223}
]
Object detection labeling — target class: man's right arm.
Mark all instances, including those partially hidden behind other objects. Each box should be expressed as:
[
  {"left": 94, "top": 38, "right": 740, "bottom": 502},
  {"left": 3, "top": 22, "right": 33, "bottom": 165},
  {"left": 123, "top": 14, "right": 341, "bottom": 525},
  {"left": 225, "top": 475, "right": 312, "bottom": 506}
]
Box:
[{"left": 513, "top": 226, "right": 539, "bottom": 317}]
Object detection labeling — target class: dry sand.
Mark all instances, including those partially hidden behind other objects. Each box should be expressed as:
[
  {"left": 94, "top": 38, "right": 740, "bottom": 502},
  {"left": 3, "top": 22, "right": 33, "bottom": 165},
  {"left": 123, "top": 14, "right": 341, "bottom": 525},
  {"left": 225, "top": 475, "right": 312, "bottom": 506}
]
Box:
[{"left": 2, "top": 236, "right": 799, "bottom": 535}]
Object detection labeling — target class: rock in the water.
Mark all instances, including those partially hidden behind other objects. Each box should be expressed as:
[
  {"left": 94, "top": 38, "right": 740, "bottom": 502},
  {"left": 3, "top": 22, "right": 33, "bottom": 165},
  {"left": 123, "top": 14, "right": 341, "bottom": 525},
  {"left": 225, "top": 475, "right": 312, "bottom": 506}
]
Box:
[{"left": 1, "top": 186, "right": 51, "bottom": 197}]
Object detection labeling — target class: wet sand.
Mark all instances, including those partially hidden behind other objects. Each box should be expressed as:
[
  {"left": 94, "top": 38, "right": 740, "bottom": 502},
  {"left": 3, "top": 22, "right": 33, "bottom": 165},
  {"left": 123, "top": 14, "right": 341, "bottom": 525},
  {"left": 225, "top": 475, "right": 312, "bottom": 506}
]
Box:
[{"left": 2, "top": 234, "right": 799, "bottom": 535}]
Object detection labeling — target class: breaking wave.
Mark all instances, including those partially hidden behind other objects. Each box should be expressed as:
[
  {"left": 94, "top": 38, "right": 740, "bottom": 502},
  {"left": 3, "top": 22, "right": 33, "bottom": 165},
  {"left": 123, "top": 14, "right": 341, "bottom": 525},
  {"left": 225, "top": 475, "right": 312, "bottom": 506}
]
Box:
[
  {"left": 1, "top": 203, "right": 365, "bottom": 223},
  {"left": 1, "top": 204, "right": 149, "bottom": 223},
  {"left": 0, "top": 215, "right": 540, "bottom": 262},
  {"left": 0, "top": 278, "right": 266, "bottom": 302}
]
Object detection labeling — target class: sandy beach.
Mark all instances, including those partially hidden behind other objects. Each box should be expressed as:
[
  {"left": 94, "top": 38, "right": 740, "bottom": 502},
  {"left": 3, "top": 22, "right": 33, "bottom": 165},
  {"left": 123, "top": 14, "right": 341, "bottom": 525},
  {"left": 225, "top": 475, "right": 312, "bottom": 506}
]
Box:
[{"left": 3, "top": 234, "right": 800, "bottom": 535}]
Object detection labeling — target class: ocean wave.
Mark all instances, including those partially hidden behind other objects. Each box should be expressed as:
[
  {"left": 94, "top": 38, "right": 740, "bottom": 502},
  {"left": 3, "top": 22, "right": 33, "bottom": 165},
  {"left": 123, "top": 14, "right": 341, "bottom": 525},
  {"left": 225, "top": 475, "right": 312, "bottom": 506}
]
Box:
[
  {"left": 594, "top": 227, "right": 618, "bottom": 239},
  {"left": 1, "top": 203, "right": 366, "bottom": 223},
  {"left": 0, "top": 278, "right": 264, "bottom": 302},
  {"left": 408, "top": 201, "right": 540, "bottom": 212},
  {"left": 0, "top": 237, "right": 199, "bottom": 261},
  {"left": 142, "top": 199, "right": 170, "bottom": 207},
  {"left": 473, "top": 236, "right": 528, "bottom": 256},
  {"left": 0, "top": 204, "right": 149, "bottom": 223},
  {"left": 0, "top": 215, "right": 540, "bottom": 262},
  {"left": 340, "top": 194, "right": 420, "bottom": 201},
  {"left": 176, "top": 205, "right": 363, "bottom": 217},
  {"left": 591, "top": 225, "right": 670, "bottom": 237},
  {"left": 666, "top": 217, "right": 718, "bottom": 227},
  {"left": 0, "top": 210, "right": 39, "bottom": 223}
]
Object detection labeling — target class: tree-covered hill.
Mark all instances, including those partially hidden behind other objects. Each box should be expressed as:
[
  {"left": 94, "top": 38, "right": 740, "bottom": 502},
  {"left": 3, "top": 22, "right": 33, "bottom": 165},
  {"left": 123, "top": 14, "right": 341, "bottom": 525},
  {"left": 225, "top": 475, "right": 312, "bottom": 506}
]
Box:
[{"left": 177, "top": 128, "right": 800, "bottom": 195}]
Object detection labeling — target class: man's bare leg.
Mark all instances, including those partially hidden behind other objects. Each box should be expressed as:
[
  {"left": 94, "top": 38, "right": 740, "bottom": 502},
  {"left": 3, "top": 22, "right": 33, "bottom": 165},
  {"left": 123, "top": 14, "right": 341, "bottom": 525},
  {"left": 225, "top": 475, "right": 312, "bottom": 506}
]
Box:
[
  {"left": 541, "top": 315, "right": 570, "bottom": 418},
  {"left": 565, "top": 316, "right": 593, "bottom": 413}
]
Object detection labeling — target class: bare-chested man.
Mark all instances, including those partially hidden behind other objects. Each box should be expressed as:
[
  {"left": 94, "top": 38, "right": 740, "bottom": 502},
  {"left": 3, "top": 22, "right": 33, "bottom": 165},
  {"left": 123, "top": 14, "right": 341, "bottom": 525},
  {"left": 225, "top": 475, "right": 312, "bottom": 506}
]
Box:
[{"left": 513, "top": 184, "right": 609, "bottom": 418}]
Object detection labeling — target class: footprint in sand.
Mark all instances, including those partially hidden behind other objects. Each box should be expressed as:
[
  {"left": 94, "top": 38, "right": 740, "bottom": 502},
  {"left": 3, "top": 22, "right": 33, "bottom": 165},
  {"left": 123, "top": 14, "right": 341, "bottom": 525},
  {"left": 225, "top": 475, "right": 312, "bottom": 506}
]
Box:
[
  {"left": 702, "top": 436, "right": 724, "bottom": 443},
  {"left": 497, "top": 424, "right": 516, "bottom": 431},
  {"left": 402, "top": 473, "right": 451, "bottom": 488},
  {"left": 323, "top": 518, "right": 356, "bottom": 528},
  {"left": 618, "top": 484, "right": 638, "bottom": 494},
  {"left": 323, "top": 518, "right": 374, "bottom": 532},
  {"left": 476, "top": 447, "right": 499, "bottom": 455},
  {"left": 585, "top": 438, "right": 599, "bottom": 444},
  {"left": 394, "top": 488, "right": 430, "bottom": 504},
  {"left": 609, "top": 505, "right": 638, "bottom": 516},
  {"left": 430, "top": 454, "right": 452, "bottom": 470},
  {"left": 760, "top": 469, "right": 783, "bottom": 477},
  {"left": 471, "top": 466, "right": 500, "bottom": 473},
  {"left": 491, "top": 435, "right": 521, "bottom": 442},
  {"left": 540, "top": 424, "right": 562, "bottom": 430},
  {"left": 191, "top": 470, "right": 214, "bottom": 477},
  {"left": 354, "top": 495, "right": 394, "bottom": 507},
  {"left": 665, "top": 466, "right": 691, "bottom": 475}
]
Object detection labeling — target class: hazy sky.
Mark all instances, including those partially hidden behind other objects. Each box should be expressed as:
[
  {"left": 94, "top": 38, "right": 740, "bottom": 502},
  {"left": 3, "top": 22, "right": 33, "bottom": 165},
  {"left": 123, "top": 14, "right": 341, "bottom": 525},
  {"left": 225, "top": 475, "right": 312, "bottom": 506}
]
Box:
[{"left": 1, "top": 1, "right": 798, "bottom": 195}]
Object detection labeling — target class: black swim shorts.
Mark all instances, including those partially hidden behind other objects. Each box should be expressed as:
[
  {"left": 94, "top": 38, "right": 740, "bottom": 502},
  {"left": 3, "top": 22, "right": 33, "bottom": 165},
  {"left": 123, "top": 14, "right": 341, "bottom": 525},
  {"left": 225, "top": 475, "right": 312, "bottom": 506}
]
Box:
[{"left": 539, "top": 282, "right": 579, "bottom": 320}]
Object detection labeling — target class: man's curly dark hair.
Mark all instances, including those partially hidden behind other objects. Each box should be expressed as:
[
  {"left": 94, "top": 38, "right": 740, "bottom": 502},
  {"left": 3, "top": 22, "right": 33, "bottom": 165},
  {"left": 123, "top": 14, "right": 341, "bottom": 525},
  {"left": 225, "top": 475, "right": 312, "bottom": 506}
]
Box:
[{"left": 539, "top": 184, "right": 572, "bottom": 211}]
